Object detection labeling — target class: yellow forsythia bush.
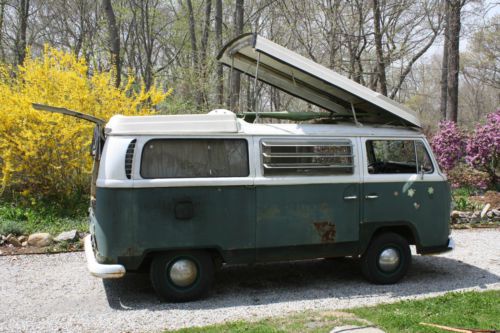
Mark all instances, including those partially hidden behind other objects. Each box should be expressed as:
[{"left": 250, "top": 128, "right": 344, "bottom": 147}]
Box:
[{"left": 0, "top": 46, "right": 171, "bottom": 201}]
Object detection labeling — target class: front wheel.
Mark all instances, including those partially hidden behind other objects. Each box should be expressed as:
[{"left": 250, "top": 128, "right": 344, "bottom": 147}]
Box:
[
  {"left": 150, "top": 250, "right": 214, "bottom": 302},
  {"left": 361, "top": 232, "right": 411, "bottom": 284}
]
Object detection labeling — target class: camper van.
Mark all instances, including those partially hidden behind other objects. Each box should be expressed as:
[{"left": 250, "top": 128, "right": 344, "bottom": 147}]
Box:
[{"left": 73, "top": 34, "right": 453, "bottom": 302}]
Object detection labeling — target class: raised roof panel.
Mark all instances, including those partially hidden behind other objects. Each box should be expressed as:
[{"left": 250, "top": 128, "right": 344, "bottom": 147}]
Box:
[
  {"left": 217, "top": 33, "right": 421, "bottom": 128},
  {"left": 105, "top": 113, "right": 240, "bottom": 135}
]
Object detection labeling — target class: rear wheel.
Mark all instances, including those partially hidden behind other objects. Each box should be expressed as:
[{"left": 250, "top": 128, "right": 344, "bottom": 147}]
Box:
[
  {"left": 361, "top": 232, "right": 411, "bottom": 284},
  {"left": 150, "top": 250, "right": 214, "bottom": 302}
]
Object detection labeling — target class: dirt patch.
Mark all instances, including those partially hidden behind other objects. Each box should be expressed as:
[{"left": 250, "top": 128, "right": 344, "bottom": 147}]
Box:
[
  {"left": 469, "top": 191, "right": 500, "bottom": 209},
  {"left": 0, "top": 241, "right": 83, "bottom": 256}
]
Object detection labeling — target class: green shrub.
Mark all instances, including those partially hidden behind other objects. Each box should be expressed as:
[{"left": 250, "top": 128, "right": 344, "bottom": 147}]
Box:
[
  {"left": 0, "top": 199, "right": 88, "bottom": 235},
  {"left": 0, "top": 219, "right": 27, "bottom": 236}
]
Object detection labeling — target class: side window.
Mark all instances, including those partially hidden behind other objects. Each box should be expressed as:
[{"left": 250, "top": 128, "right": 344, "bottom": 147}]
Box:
[
  {"left": 415, "top": 141, "right": 434, "bottom": 173},
  {"left": 261, "top": 139, "right": 354, "bottom": 176},
  {"left": 366, "top": 140, "right": 433, "bottom": 174},
  {"left": 140, "top": 139, "right": 249, "bottom": 178}
]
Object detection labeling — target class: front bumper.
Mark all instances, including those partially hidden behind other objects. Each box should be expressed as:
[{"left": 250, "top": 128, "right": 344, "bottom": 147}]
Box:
[
  {"left": 419, "top": 237, "right": 455, "bottom": 255},
  {"left": 84, "top": 235, "right": 126, "bottom": 278}
]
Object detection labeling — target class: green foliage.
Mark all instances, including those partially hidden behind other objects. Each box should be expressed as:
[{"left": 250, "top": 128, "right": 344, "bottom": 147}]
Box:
[
  {"left": 0, "top": 219, "right": 27, "bottom": 236},
  {"left": 0, "top": 199, "right": 87, "bottom": 235},
  {"left": 451, "top": 187, "right": 482, "bottom": 211},
  {"left": 350, "top": 291, "right": 500, "bottom": 333}
]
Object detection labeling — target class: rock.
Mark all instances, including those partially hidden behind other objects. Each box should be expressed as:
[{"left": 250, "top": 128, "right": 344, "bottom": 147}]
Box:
[
  {"left": 451, "top": 210, "right": 461, "bottom": 218},
  {"left": 6, "top": 235, "right": 22, "bottom": 247},
  {"left": 486, "top": 211, "right": 494, "bottom": 218},
  {"left": 458, "top": 212, "right": 469, "bottom": 218},
  {"left": 469, "top": 216, "right": 481, "bottom": 224},
  {"left": 492, "top": 209, "right": 500, "bottom": 217},
  {"left": 18, "top": 235, "right": 28, "bottom": 243},
  {"left": 28, "top": 233, "right": 53, "bottom": 247},
  {"left": 480, "top": 203, "right": 491, "bottom": 218},
  {"left": 21, "top": 241, "right": 27, "bottom": 247},
  {"left": 54, "top": 230, "right": 78, "bottom": 242}
]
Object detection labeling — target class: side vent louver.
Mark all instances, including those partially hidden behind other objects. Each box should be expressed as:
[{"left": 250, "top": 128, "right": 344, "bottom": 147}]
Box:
[{"left": 125, "top": 139, "right": 137, "bottom": 179}]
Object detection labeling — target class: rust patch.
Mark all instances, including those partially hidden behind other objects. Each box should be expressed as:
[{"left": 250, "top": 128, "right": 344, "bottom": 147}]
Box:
[{"left": 313, "top": 221, "right": 336, "bottom": 243}]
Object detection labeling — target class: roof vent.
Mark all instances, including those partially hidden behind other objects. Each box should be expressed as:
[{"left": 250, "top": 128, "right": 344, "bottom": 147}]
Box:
[{"left": 125, "top": 139, "right": 136, "bottom": 179}]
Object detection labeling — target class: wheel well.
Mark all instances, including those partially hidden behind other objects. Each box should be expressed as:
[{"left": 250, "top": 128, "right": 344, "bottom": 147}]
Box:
[
  {"left": 373, "top": 226, "right": 417, "bottom": 245},
  {"left": 137, "top": 248, "right": 224, "bottom": 272}
]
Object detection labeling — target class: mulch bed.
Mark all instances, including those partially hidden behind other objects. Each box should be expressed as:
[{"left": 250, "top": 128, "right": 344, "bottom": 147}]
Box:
[{"left": 469, "top": 191, "right": 500, "bottom": 209}]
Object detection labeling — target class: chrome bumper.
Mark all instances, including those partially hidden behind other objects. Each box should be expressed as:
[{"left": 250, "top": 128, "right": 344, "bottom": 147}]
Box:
[
  {"left": 447, "top": 237, "right": 455, "bottom": 251},
  {"left": 84, "top": 235, "right": 125, "bottom": 279},
  {"left": 420, "top": 237, "right": 455, "bottom": 255}
]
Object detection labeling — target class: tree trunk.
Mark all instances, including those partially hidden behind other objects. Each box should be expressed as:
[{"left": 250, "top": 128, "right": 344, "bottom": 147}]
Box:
[
  {"left": 103, "top": 0, "right": 120, "bottom": 88},
  {"left": 200, "top": 0, "right": 211, "bottom": 63},
  {"left": 439, "top": 1, "right": 449, "bottom": 120},
  {"left": 215, "top": 0, "right": 223, "bottom": 106},
  {"left": 186, "top": 0, "right": 198, "bottom": 68},
  {"left": 372, "top": 0, "right": 387, "bottom": 96},
  {"left": 446, "top": 0, "right": 461, "bottom": 123},
  {"left": 199, "top": 0, "right": 212, "bottom": 107},
  {"left": 229, "top": 0, "right": 244, "bottom": 113},
  {"left": 0, "top": 1, "right": 6, "bottom": 61},
  {"left": 16, "top": 0, "right": 29, "bottom": 65}
]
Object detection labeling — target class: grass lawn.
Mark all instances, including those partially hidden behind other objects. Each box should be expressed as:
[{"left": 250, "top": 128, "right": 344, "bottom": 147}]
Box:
[
  {"left": 351, "top": 290, "right": 500, "bottom": 332},
  {"left": 168, "top": 290, "right": 500, "bottom": 333}
]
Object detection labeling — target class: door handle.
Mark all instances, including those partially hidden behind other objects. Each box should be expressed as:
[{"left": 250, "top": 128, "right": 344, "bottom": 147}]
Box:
[
  {"left": 365, "top": 195, "right": 379, "bottom": 199},
  {"left": 343, "top": 195, "right": 358, "bottom": 200}
]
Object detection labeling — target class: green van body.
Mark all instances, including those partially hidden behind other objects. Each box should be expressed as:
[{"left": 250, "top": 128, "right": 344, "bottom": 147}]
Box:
[{"left": 90, "top": 122, "right": 452, "bottom": 272}]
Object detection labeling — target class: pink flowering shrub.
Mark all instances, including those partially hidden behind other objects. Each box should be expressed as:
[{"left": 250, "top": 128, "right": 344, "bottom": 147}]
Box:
[
  {"left": 446, "top": 164, "right": 490, "bottom": 190},
  {"left": 431, "top": 120, "right": 467, "bottom": 171},
  {"left": 465, "top": 110, "right": 499, "bottom": 186},
  {"left": 431, "top": 111, "right": 499, "bottom": 190}
]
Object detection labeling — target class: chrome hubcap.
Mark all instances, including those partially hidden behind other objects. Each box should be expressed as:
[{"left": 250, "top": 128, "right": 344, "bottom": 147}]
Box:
[
  {"left": 378, "top": 248, "right": 400, "bottom": 272},
  {"left": 169, "top": 259, "right": 198, "bottom": 287}
]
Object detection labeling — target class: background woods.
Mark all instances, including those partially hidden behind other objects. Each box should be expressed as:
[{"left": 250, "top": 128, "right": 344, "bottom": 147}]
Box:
[{"left": 0, "top": 0, "right": 494, "bottom": 124}]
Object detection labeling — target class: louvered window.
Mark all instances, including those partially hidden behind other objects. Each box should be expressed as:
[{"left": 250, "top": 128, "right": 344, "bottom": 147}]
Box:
[
  {"left": 125, "top": 139, "right": 137, "bottom": 179},
  {"left": 261, "top": 140, "right": 354, "bottom": 176}
]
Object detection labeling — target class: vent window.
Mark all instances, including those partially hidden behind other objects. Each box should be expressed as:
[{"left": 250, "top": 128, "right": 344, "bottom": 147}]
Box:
[
  {"left": 261, "top": 140, "right": 354, "bottom": 176},
  {"left": 125, "top": 139, "right": 137, "bottom": 179}
]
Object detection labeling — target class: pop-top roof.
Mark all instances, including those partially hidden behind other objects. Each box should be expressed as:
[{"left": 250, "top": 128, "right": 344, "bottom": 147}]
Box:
[
  {"left": 217, "top": 33, "right": 421, "bottom": 128},
  {"left": 104, "top": 110, "right": 421, "bottom": 137}
]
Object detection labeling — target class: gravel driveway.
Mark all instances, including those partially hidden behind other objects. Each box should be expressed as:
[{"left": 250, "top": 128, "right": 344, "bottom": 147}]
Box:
[{"left": 1, "top": 229, "right": 499, "bottom": 333}]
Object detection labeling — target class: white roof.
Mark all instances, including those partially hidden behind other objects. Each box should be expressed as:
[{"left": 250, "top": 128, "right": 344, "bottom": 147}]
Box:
[
  {"left": 217, "top": 33, "right": 421, "bottom": 128},
  {"left": 105, "top": 113, "right": 240, "bottom": 135},
  {"left": 238, "top": 121, "right": 421, "bottom": 137},
  {"left": 104, "top": 112, "right": 420, "bottom": 137}
]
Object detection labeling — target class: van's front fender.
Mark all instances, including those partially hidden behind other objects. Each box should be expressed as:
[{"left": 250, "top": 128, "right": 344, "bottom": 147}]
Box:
[{"left": 358, "top": 221, "right": 422, "bottom": 254}]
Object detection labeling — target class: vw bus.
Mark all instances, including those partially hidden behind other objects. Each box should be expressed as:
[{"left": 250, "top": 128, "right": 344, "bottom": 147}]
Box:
[{"left": 40, "top": 34, "right": 454, "bottom": 302}]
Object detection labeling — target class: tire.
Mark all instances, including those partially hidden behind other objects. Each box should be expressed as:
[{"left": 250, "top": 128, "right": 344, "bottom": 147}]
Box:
[
  {"left": 360, "top": 232, "right": 411, "bottom": 284},
  {"left": 150, "top": 250, "right": 214, "bottom": 302}
]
